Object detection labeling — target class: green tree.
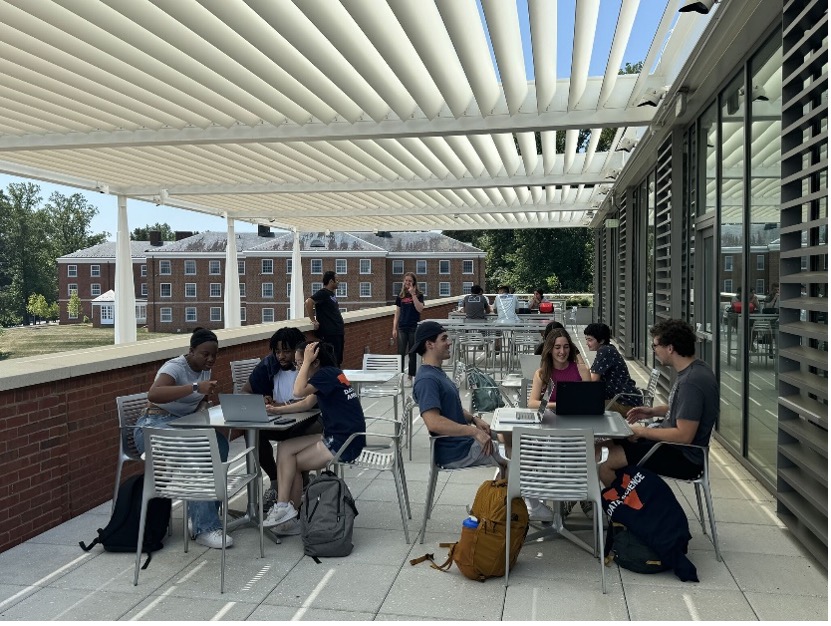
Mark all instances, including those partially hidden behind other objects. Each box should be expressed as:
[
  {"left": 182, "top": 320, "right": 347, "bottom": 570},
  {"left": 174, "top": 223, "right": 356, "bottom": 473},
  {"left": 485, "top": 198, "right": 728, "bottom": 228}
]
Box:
[
  {"left": 131, "top": 223, "right": 176, "bottom": 241},
  {"left": 43, "top": 191, "right": 109, "bottom": 258},
  {"left": 67, "top": 292, "right": 82, "bottom": 320},
  {"left": 27, "top": 293, "right": 50, "bottom": 323},
  {"left": 48, "top": 301, "right": 59, "bottom": 321}
]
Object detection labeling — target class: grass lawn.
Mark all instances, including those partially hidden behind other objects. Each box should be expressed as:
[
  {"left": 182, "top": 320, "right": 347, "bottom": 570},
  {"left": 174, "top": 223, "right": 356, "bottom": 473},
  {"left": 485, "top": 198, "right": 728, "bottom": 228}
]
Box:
[{"left": 0, "top": 323, "right": 174, "bottom": 360}]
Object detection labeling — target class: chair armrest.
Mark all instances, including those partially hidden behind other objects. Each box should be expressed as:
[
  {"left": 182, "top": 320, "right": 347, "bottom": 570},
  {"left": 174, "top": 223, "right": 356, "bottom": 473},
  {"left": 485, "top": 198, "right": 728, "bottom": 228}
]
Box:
[
  {"left": 605, "top": 390, "right": 645, "bottom": 410},
  {"left": 226, "top": 446, "right": 256, "bottom": 467}
]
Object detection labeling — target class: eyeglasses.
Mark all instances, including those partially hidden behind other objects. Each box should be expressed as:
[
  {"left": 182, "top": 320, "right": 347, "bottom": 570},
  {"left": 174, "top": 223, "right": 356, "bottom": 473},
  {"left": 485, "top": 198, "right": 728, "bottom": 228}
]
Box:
[{"left": 651, "top": 343, "right": 661, "bottom": 351}]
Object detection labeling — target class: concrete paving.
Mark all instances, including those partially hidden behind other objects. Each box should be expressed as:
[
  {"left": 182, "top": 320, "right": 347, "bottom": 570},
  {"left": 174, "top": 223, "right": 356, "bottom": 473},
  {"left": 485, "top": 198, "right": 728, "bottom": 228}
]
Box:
[{"left": 0, "top": 351, "right": 826, "bottom": 621}]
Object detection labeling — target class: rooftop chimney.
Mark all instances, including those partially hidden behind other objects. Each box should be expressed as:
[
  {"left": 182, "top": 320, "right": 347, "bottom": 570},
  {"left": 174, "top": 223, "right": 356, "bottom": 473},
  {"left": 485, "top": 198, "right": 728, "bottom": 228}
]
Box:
[
  {"left": 149, "top": 230, "right": 162, "bottom": 246},
  {"left": 174, "top": 231, "right": 194, "bottom": 241}
]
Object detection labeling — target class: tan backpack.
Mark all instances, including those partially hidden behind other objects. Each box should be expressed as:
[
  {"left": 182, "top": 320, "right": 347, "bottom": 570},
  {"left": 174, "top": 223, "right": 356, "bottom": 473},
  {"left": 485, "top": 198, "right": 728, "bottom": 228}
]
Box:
[{"left": 411, "top": 479, "right": 529, "bottom": 582}]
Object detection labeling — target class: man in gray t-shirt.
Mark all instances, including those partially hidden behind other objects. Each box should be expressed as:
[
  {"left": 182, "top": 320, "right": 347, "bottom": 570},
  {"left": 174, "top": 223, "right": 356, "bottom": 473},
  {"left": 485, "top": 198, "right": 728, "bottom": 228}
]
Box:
[
  {"left": 599, "top": 319, "right": 719, "bottom": 486},
  {"left": 459, "top": 284, "right": 491, "bottom": 320}
]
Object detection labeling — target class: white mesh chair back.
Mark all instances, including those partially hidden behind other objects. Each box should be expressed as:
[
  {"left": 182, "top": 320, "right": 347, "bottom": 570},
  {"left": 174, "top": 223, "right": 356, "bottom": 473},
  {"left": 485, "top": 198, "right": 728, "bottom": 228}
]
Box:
[
  {"left": 143, "top": 428, "right": 225, "bottom": 501},
  {"left": 519, "top": 378, "right": 534, "bottom": 408},
  {"left": 230, "top": 358, "right": 260, "bottom": 394},
  {"left": 362, "top": 353, "right": 402, "bottom": 373},
  {"left": 113, "top": 392, "right": 149, "bottom": 512},
  {"left": 643, "top": 367, "right": 661, "bottom": 405},
  {"left": 518, "top": 354, "right": 540, "bottom": 379}
]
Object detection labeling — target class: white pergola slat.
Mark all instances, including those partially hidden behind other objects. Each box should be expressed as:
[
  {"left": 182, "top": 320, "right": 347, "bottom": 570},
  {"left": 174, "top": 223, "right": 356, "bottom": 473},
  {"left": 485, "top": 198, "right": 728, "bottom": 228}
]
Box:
[{"left": 0, "top": 0, "right": 715, "bottom": 232}]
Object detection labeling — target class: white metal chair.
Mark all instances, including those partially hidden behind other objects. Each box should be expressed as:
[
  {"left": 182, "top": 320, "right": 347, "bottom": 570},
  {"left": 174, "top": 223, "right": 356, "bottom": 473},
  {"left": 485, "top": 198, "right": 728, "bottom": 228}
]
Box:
[
  {"left": 230, "top": 358, "right": 260, "bottom": 394},
  {"left": 606, "top": 366, "right": 662, "bottom": 412},
  {"left": 329, "top": 416, "right": 411, "bottom": 542},
  {"left": 566, "top": 306, "right": 578, "bottom": 333},
  {"left": 504, "top": 428, "right": 605, "bottom": 591},
  {"left": 113, "top": 392, "right": 149, "bottom": 513},
  {"left": 518, "top": 378, "right": 535, "bottom": 408},
  {"left": 518, "top": 353, "right": 541, "bottom": 380},
  {"left": 360, "top": 354, "right": 405, "bottom": 421},
  {"left": 638, "top": 441, "right": 721, "bottom": 561},
  {"left": 134, "top": 427, "right": 263, "bottom": 593}
]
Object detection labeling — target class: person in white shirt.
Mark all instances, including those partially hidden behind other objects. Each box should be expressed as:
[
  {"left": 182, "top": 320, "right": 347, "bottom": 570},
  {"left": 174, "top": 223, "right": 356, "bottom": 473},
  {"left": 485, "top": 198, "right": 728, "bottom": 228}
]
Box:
[{"left": 494, "top": 284, "right": 521, "bottom": 324}]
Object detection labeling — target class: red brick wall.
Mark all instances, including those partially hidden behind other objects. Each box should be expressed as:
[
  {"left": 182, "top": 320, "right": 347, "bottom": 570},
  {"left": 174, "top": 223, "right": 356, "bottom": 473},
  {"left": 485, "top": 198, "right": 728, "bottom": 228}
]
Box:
[{"left": 0, "top": 301, "right": 456, "bottom": 553}]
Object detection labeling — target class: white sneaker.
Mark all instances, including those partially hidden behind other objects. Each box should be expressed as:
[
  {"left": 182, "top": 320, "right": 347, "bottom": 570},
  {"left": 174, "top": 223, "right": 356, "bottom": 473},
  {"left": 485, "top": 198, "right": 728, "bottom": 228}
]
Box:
[
  {"left": 264, "top": 502, "right": 298, "bottom": 528},
  {"left": 271, "top": 518, "right": 301, "bottom": 536},
  {"left": 525, "top": 498, "right": 554, "bottom": 522},
  {"left": 195, "top": 529, "right": 234, "bottom": 549}
]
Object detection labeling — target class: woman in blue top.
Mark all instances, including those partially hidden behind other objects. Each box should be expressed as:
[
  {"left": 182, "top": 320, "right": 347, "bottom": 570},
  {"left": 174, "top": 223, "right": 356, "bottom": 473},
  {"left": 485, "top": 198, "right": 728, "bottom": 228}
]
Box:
[
  {"left": 264, "top": 341, "right": 366, "bottom": 535},
  {"left": 392, "top": 272, "right": 425, "bottom": 382}
]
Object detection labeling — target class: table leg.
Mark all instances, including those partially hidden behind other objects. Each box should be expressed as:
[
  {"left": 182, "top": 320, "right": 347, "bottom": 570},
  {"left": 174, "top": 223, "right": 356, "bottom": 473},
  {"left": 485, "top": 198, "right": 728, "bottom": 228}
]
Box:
[{"left": 524, "top": 502, "right": 597, "bottom": 555}]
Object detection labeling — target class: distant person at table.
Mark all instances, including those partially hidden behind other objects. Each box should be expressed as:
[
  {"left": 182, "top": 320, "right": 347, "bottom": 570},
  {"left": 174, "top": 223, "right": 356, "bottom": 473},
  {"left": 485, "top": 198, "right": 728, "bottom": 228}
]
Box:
[
  {"left": 529, "top": 289, "right": 545, "bottom": 312},
  {"left": 305, "top": 270, "right": 345, "bottom": 365},
  {"left": 242, "top": 327, "right": 322, "bottom": 511},
  {"left": 534, "top": 321, "right": 586, "bottom": 365},
  {"left": 494, "top": 284, "right": 521, "bottom": 324},
  {"left": 392, "top": 272, "right": 425, "bottom": 382},
  {"left": 412, "top": 321, "right": 507, "bottom": 473},
  {"left": 458, "top": 284, "right": 492, "bottom": 320},
  {"left": 763, "top": 283, "right": 779, "bottom": 313},
  {"left": 730, "top": 287, "right": 758, "bottom": 313},
  {"left": 134, "top": 328, "right": 230, "bottom": 549},
  {"left": 264, "top": 341, "right": 366, "bottom": 534},
  {"left": 523, "top": 328, "right": 590, "bottom": 521},
  {"left": 599, "top": 319, "right": 718, "bottom": 487},
  {"left": 583, "top": 322, "right": 642, "bottom": 417}
]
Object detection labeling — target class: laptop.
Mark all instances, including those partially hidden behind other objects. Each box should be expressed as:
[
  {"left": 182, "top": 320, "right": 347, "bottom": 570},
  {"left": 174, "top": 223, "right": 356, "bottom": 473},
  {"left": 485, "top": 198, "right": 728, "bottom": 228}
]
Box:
[
  {"left": 218, "top": 393, "right": 277, "bottom": 423},
  {"left": 554, "top": 381, "right": 606, "bottom": 416},
  {"left": 495, "top": 381, "right": 552, "bottom": 424}
]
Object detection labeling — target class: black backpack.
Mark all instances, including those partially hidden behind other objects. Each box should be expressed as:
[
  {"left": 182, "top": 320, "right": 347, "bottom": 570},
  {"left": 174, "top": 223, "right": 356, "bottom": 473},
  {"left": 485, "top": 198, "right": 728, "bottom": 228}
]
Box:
[
  {"left": 604, "top": 522, "right": 670, "bottom": 574},
  {"left": 79, "top": 474, "right": 171, "bottom": 568},
  {"left": 300, "top": 470, "right": 358, "bottom": 562}
]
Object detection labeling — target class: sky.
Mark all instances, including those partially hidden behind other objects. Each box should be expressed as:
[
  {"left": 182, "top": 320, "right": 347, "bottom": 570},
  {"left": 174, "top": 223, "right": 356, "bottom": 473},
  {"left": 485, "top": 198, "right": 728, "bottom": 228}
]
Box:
[{"left": 0, "top": 0, "right": 665, "bottom": 240}]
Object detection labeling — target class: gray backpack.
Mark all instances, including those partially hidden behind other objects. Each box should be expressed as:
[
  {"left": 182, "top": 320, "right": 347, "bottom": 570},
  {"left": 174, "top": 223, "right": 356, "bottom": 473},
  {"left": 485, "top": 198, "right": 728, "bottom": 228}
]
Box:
[{"left": 300, "top": 470, "right": 359, "bottom": 561}]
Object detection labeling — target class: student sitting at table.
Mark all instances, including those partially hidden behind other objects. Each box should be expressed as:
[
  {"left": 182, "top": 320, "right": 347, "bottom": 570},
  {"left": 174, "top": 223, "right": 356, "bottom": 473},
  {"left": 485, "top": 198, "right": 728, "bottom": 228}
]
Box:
[
  {"left": 242, "top": 327, "right": 322, "bottom": 511},
  {"left": 458, "top": 284, "right": 492, "bottom": 320},
  {"left": 263, "top": 341, "right": 366, "bottom": 535},
  {"left": 529, "top": 289, "right": 545, "bottom": 312},
  {"left": 133, "top": 328, "right": 231, "bottom": 549},
  {"left": 584, "top": 322, "right": 643, "bottom": 418},
  {"left": 534, "top": 321, "right": 586, "bottom": 365},
  {"left": 494, "top": 284, "right": 521, "bottom": 324}
]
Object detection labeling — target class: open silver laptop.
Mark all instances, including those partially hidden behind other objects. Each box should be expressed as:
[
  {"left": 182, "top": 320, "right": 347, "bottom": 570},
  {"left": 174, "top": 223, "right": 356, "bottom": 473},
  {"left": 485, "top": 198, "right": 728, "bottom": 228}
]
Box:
[
  {"left": 495, "top": 381, "right": 552, "bottom": 424},
  {"left": 218, "top": 393, "right": 276, "bottom": 423}
]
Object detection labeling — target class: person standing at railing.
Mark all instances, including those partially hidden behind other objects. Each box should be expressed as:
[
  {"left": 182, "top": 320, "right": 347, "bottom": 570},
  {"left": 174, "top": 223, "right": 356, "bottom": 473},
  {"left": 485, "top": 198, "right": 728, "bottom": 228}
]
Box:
[
  {"left": 392, "top": 272, "right": 425, "bottom": 385},
  {"left": 305, "top": 270, "right": 345, "bottom": 365}
]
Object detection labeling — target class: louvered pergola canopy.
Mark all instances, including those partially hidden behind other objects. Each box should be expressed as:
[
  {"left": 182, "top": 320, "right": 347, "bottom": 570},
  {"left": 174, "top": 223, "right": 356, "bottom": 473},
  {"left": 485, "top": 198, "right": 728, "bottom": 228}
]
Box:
[{"left": 0, "top": 0, "right": 714, "bottom": 232}]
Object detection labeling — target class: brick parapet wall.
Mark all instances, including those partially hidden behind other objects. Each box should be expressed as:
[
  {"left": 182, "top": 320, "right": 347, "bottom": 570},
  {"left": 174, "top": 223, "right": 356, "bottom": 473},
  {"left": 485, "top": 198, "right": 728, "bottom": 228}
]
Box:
[{"left": 0, "top": 300, "right": 456, "bottom": 553}]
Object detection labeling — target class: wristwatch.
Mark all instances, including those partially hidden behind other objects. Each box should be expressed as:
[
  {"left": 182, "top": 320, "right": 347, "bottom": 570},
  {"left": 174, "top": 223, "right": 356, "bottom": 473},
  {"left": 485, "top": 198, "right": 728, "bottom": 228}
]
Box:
[{"left": 192, "top": 382, "right": 199, "bottom": 393}]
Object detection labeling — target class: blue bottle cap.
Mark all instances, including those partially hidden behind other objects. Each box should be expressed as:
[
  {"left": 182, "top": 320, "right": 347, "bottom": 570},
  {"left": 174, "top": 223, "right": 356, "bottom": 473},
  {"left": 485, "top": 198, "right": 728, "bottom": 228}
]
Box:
[{"left": 462, "top": 516, "right": 479, "bottom": 529}]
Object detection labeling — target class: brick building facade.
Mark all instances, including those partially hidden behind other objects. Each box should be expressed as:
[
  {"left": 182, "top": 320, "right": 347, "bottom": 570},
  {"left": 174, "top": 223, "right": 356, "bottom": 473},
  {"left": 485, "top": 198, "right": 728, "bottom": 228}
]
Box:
[{"left": 57, "top": 230, "right": 486, "bottom": 332}]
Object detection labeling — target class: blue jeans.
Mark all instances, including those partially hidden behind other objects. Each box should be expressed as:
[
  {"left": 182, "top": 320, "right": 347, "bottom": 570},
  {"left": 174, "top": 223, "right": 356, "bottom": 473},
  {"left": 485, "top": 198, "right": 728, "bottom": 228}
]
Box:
[{"left": 135, "top": 412, "right": 229, "bottom": 536}]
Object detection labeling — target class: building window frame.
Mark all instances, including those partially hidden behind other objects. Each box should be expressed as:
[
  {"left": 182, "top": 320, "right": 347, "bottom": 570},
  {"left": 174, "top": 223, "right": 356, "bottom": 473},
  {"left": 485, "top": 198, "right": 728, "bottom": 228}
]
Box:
[
  {"left": 209, "top": 260, "right": 221, "bottom": 275},
  {"left": 185, "top": 283, "right": 197, "bottom": 298},
  {"left": 359, "top": 259, "right": 371, "bottom": 274},
  {"left": 160, "top": 307, "right": 173, "bottom": 323},
  {"left": 90, "top": 265, "right": 101, "bottom": 277},
  {"left": 67, "top": 264, "right": 77, "bottom": 278},
  {"left": 185, "top": 307, "right": 197, "bottom": 323},
  {"left": 210, "top": 283, "right": 222, "bottom": 298},
  {"left": 160, "top": 283, "right": 172, "bottom": 298},
  {"left": 210, "top": 307, "right": 222, "bottom": 322},
  {"left": 184, "top": 260, "right": 196, "bottom": 275},
  {"left": 159, "top": 260, "right": 171, "bottom": 275}
]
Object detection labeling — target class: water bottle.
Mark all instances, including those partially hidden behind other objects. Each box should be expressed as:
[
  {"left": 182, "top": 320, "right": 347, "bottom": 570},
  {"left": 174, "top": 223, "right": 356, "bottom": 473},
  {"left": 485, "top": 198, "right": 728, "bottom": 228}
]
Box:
[{"left": 462, "top": 515, "right": 479, "bottom": 530}]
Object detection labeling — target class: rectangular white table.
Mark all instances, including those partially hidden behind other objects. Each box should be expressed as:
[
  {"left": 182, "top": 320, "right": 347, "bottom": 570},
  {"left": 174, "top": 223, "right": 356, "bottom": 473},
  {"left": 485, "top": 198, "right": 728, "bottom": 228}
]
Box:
[
  {"left": 172, "top": 405, "right": 320, "bottom": 544},
  {"left": 341, "top": 369, "right": 398, "bottom": 395}
]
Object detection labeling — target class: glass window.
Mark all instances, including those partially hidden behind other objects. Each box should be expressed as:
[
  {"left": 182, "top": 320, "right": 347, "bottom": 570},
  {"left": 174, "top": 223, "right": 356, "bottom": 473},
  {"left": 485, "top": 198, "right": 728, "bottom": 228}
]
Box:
[
  {"left": 724, "top": 279, "right": 734, "bottom": 293},
  {"left": 238, "top": 259, "right": 245, "bottom": 275},
  {"left": 240, "top": 307, "right": 247, "bottom": 322},
  {"left": 210, "top": 283, "right": 222, "bottom": 298},
  {"left": 262, "top": 259, "right": 273, "bottom": 274},
  {"left": 185, "top": 307, "right": 197, "bottom": 323},
  {"left": 339, "top": 307, "right": 348, "bottom": 313},
  {"left": 698, "top": 102, "right": 718, "bottom": 216},
  {"left": 68, "top": 307, "right": 78, "bottom": 319},
  {"left": 90, "top": 283, "right": 101, "bottom": 297},
  {"left": 336, "top": 283, "right": 347, "bottom": 297},
  {"left": 439, "top": 260, "right": 450, "bottom": 274},
  {"left": 286, "top": 308, "right": 292, "bottom": 320},
  {"left": 185, "top": 283, "right": 196, "bottom": 298},
  {"left": 210, "top": 307, "right": 222, "bottom": 322},
  {"left": 184, "top": 260, "right": 196, "bottom": 275},
  {"left": 262, "top": 283, "right": 274, "bottom": 298},
  {"left": 392, "top": 260, "right": 404, "bottom": 274},
  {"left": 90, "top": 265, "right": 100, "bottom": 277},
  {"left": 724, "top": 256, "right": 733, "bottom": 271},
  {"left": 416, "top": 260, "right": 427, "bottom": 274},
  {"left": 159, "top": 260, "right": 171, "bottom": 275},
  {"left": 140, "top": 283, "right": 147, "bottom": 296},
  {"left": 67, "top": 264, "right": 77, "bottom": 277},
  {"left": 755, "top": 279, "right": 765, "bottom": 294},
  {"left": 360, "top": 259, "right": 371, "bottom": 274},
  {"left": 140, "top": 264, "right": 147, "bottom": 277},
  {"left": 421, "top": 283, "right": 428, "bottom": 296},
  {"left": 239, "top": 283, "right": 246, "bottom": 298},
  {"left": 100, "top": 304, "right": 114, "bottom": 323},
  {"left": 135, "top": 304, "right": 146, "bottom": 321},
  {"left": 392, "top": 282, "right": 402, "bottom": 296},
  {"left": 462, "top": 281, "right": 473, "bottom": 294},
  {"left": 209, "top": 260, "right": 221, "bottom": 275},
  {"left": 439, "top": 282, "right": 451, "bottom": 296},
  {"left": 160, "top": 307, "right": 172, "bottom": 323},
  {"left": 262, "top": 308, "right": 275, "bottom": 323},
  {"left": 462, "top": 260, "right": 474, "bottom": 274},
  {"left": 286, "top": 283, "right": 292, "bottom": 297},
  {"left": 160, "top": 283, "right": 171, "bottom": 297},
  {"left": 336, "top": 259, "right": 347, "bottom": 274},
  {"left": 286, "top": 258, "right": 292, "bottom": 274},
  {"left": 360, "top": 282, "right": 371, "bottom": 297},
  {"left": 311, "top": 282, "right": 323, "bottom": 292},
  {"left": 756, "top": 255, "right": 764, "bottom": 270},
  {"left": 311, "top": 259, "right": 323, "bottom": 274}
]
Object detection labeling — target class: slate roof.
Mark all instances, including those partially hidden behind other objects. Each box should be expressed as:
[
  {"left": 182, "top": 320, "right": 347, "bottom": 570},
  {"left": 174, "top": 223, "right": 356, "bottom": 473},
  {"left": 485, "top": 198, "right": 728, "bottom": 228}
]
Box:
[
  {"left": 58, "top": 241, "right": 166, "bottom": 259},
  {"left": 350, "top": 231, "right": 483, "bottom": 254},
  {"left": 147, "top": 232, "right": 269, "bottom": 253},
  {"left": 250, "top": 231, "right": 385, "bottom": 253}
]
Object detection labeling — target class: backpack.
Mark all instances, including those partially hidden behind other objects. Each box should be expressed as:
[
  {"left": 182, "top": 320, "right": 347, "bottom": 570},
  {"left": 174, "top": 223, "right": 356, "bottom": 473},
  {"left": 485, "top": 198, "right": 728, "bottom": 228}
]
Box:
[
  {"left": 79, "top": 474, "right": 171, "bottom": 569},
  {"left": 300, "top": 470, "right": 359, "bottom": 561},
  {"left": 411, "top": 479, "right": 529, "bottom": 582},
  {"left": 467, "top": 367, "right": 505, "bottom": 413},
  {"left": 604, "top": 522, "right": 669, "bottom": 574},
  {"left": 538, "top": 301, "right": 554, "bottom": 314}
]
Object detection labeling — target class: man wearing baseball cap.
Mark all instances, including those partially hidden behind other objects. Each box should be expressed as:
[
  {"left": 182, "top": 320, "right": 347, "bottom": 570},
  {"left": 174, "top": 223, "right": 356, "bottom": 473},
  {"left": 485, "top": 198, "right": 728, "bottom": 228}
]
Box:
[{"left": 411, "top": 321, "right": 507, "bottom": 473}]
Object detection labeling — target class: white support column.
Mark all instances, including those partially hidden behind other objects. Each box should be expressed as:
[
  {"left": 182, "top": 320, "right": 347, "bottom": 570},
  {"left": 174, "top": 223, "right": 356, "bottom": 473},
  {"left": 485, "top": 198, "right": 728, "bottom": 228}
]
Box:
[
  {"left": 223, "top": 216, "right": 241, "bottom": 328},
  {"left": 289, "top": 229, "right": 305, "bottom": 320},
  {"left": 114, "top": 195, "right": 137, "bottom": 344}
]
